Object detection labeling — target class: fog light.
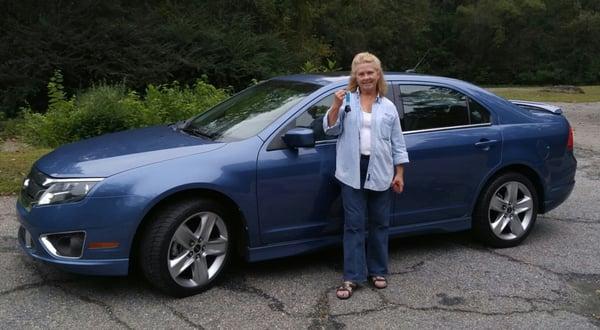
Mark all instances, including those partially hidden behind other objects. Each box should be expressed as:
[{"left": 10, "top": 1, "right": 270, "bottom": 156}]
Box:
[{"left": 40, "top": 231, "right": 85, "bottom": 258}]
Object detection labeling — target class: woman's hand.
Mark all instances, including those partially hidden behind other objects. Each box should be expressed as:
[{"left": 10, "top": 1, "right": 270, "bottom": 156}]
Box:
[
  {"left": 332, "top": 89, "right": 346, "bottom": 110},
  {"left": 391, "top": 175, "right": 404, "bottom": 193},
  {"left": 391, "top": 165, "right": 405, "bottom": 193},
  {"left": 391, "top": 174, "right": 404, "bottom": 193},
  {"left": 328, "top": 89, "right": 347, "bottom": 127}
]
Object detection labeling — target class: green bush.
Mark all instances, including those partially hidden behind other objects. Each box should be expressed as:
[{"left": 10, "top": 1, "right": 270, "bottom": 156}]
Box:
[
  {"left": 20, "top": 71, "right": 228, "bottom": 148},
  {"left": 0, "top": 117, "right": 26, "bottom": 140},
  {"left": 144, "top": 80, "right": 229, "bottom": 124}
]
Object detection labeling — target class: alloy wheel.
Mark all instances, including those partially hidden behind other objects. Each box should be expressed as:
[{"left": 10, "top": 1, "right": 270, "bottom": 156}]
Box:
[
  {"left": 488, "top": 181, "right": 534, "bottom": 241},
  {"left": 167, "top": 211, "right": 228, "bottom": 288}
]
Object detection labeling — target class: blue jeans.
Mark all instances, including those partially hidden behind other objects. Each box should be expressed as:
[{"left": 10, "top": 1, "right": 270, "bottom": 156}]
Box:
[{"left": 341, "top": 155, "right": 391, "bottom": 283}]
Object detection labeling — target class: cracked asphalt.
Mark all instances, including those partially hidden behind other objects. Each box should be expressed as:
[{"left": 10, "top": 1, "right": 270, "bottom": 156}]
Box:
[{"left": 1, "top": 103, "right": 599, "bottom": 329}]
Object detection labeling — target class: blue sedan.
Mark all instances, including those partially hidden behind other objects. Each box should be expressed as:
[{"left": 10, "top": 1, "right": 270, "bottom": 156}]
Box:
[{"left": 16, "top": 73, "right": 577, "bottom": 296}]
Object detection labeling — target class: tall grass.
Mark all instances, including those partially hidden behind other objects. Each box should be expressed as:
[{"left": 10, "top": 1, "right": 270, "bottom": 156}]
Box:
[{"left": 487, "top": 86, "right": 600, "bottom": 103}]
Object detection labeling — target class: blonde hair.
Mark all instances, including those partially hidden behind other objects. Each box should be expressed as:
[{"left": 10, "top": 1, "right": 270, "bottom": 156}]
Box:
[{"left": 347, "top": 52, "right": 387, "bottom": 95}]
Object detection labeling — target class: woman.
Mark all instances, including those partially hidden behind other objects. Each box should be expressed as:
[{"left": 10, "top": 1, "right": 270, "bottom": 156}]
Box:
[{"left": 323, "top": 52, "right": 409, "bottom": 299}]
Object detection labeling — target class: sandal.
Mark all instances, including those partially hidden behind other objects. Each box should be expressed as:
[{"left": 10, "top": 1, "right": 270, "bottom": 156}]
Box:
[
  {"left": 336, "top": 281, "right": 357, "bottom": 300},
  {"left": 369, "top": 276, "right": 387, "bottom": 289}
]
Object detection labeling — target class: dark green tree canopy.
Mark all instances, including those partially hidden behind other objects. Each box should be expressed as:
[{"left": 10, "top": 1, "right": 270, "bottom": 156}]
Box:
[{"left": 1, "top": 0, "right": 599, "bottom": 117}]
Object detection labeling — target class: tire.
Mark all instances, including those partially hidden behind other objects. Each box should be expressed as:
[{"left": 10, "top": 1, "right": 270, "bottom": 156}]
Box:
[
  {"left": 139, "top": 198, "right": 232, "bottom": 297},
  {"left": 472, "top": 172, "right": 538, "bottom": 248}
]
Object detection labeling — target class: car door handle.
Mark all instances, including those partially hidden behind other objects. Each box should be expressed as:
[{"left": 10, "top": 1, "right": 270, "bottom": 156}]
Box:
[{"left": 474, "top": 139, "right": 499, "bottom": 150}]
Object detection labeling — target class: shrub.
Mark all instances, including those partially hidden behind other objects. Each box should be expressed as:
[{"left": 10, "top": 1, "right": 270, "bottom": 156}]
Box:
[
  {"left": 144, "top": 80, "right": 229, "bottom": 124},
  {"left": 20, "top": 71, "right": 228, "bottom": 148}
]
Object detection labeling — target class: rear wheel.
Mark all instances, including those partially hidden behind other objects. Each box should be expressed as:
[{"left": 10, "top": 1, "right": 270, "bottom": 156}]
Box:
[
  {"left": 473, "top": 172, "right": 538, "bottom": 248},
  {"left": 139, "top": 198, "right": 232, "bottom": 297}
]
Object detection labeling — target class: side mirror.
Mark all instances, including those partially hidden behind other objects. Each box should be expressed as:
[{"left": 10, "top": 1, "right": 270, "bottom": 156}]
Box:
[{"left": 282, "top": 127, "right": 315, "bottom": 148}]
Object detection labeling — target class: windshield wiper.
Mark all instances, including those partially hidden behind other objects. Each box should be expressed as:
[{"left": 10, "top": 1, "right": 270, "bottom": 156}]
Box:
[
  {"left": 180, "top": 126, "right": 214, "bottom": 140},
  {"left": 172, "top": 119, "right": 193, "bottom": 129}
]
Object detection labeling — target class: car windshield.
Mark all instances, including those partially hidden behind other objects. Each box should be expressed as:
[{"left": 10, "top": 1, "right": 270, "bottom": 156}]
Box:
[{"left": 184, "top": 80, "right": 320, "bottom": 142}]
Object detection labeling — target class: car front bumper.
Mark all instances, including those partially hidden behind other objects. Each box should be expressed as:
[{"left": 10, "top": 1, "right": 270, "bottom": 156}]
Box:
[{"left": 15, "top": 195, "right": 149, "bottom": 276}]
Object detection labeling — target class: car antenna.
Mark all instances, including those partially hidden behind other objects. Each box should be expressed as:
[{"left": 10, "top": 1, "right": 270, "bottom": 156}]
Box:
[{"left": 405, "top": 49, "right": 430, "bottom": 73}]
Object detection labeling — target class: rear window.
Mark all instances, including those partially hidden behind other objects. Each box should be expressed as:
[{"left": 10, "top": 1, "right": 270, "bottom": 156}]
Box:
[{"left": 399, "top": 85, "right": 490, "bottom": 131}]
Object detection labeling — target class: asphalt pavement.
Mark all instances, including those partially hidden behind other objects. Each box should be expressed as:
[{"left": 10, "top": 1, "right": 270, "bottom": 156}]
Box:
[{"left": 0, "top": 102, "right": 599, "bottom": 329}]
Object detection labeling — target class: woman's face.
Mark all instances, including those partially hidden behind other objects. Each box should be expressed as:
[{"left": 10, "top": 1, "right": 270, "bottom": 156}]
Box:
[{"left": 354, "top": 62, "right": 380, "bottom": 94}]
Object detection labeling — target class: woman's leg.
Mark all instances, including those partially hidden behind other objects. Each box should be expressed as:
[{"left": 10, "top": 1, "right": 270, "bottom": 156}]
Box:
[
  {"left": 366, "top": 189, "right": 392, "bottom": 277},
  {"left": 341, "top": 183, "right": 368, "bottom": 283}
]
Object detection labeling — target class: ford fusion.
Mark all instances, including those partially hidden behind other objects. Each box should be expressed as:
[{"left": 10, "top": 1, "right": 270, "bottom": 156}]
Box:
[{"left": 16, "top": 73, "right": 576, "bottom": 296}]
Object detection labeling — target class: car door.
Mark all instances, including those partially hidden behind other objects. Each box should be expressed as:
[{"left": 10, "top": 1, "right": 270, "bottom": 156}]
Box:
[
  {"left": 255, "top": 93, "right": 343, "bottom": 244},
  {"left": 391, "top": 83, "right": 502, "bottom": 227}
]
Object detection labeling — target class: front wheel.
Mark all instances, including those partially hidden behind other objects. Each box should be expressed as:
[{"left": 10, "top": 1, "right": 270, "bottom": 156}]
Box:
[
  {"left": 139, "top": 198, "right": 232, "bottom": 297},
  {"left": 473, "top": 172, "right": 538, "bottom": 248}
]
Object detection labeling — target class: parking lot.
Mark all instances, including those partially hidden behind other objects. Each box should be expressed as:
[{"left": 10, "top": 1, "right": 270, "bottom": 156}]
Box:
[{"left": 1, "top": 102, "right": 599, "bottom": 329}]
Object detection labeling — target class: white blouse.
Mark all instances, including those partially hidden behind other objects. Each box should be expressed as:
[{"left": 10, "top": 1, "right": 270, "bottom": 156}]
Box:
[{"left": 359, "top": 111, "right": 372, "bottom": 156}]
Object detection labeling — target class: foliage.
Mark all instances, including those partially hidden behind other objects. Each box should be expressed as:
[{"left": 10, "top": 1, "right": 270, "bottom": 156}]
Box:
[
  {"left": 435, "top": 0, "right": 600, "bottom": 84},
  {"left": 300, "top": 59, "right": 342, "bottom": 73},
  {"left": 144, "top": 80, "right": 229, "bottom": 125},
  {"left": 1, "top": 0, "right": 600, "bottom": 118},
  {"left": 20, "top": 71, "right": 228, "bottom": 148}
]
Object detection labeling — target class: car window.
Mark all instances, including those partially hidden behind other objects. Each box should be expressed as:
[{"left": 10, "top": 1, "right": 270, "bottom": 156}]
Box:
[
  {"left": 266, "top": 94, "right": 335, "bottom": 150},
  {"left": 468, "top": 98, "right": 491, "bottom": 124},
  {"left": 398, "top": 85, "right": 490, "bottom": 132},
  {"left": 186, "top": 80, "right": 320, "bottom": 142},
  {"left": 293, "top": 94, "right": 334, "bottom": 142}
]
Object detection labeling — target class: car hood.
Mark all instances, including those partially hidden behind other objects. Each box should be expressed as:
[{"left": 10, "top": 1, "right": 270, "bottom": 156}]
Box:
[{"left": 35, "top": 125, "right": 225, "bottom": 178}]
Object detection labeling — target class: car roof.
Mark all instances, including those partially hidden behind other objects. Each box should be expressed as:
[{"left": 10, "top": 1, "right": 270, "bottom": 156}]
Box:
[
  {"left": 274, "top": 72, "right": 479, "bottom": 91},
  {"left": 272, "top": 72, "right": 522, "bottom": 121}
]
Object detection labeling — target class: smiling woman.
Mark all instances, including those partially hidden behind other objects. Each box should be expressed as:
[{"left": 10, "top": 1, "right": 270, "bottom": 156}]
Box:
[{"left": 323, "top": 52, "right": 409, "bottom": 299}]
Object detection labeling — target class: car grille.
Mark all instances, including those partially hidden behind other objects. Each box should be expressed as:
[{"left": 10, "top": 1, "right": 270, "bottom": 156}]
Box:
[{"left": 19, "top": 168, "right": 50, "bottom": 210}]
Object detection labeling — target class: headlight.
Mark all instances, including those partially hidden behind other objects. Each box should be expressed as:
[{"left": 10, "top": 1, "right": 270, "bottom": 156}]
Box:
[{"left": 38, "top": 179, "right": 102, "bottom": 206}]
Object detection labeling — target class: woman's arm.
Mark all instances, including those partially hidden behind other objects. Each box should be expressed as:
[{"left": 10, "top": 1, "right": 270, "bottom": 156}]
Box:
[{"left": 323, "top": 89, "right": 346, "bottom": 136}]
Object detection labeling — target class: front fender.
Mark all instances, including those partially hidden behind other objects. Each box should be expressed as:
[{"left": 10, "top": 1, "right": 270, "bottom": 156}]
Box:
[{"left": 91, "top": 137, "right": 263, "bottom": 251}]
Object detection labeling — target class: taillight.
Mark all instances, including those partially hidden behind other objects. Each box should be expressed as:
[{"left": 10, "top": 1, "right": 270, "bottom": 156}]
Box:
[{"left": 567, "top": 126, "right": 574, "bottom": 151}]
